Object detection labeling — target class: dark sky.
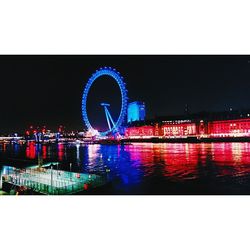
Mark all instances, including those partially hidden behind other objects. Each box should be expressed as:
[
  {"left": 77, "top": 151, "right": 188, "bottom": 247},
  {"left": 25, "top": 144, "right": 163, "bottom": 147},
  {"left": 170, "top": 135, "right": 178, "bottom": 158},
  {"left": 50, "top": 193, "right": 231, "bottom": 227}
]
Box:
[{"left": 0, "top": 55, "right": 250, "bottom": 134}]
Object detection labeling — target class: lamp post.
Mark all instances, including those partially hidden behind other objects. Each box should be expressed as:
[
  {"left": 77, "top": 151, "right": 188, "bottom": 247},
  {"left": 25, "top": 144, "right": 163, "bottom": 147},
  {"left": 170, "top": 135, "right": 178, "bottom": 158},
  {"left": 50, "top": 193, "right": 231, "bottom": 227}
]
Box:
[
  {"left": 51, "top": 164, "right": 53, "bottom": 194},
  {"left": 70, "top": 163, "right": 72, "bottom": 181}
]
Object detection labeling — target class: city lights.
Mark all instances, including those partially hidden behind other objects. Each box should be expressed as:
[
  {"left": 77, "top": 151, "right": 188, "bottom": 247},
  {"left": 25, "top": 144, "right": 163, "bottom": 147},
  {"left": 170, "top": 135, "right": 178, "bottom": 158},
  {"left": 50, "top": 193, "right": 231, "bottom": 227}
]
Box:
[{"left": 1, "top": 59, "right": 250, "bottom": 196}]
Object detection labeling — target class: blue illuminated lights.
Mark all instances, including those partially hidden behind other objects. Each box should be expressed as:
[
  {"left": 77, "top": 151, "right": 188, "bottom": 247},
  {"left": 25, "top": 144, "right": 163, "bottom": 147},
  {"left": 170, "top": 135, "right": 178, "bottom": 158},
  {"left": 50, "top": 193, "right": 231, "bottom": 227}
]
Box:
[
  {"left": 127, "top": 101, "right": 145, "bottom": 123},
  {"left": 82, "top": 67, "right": 128, "bottom": 137}
]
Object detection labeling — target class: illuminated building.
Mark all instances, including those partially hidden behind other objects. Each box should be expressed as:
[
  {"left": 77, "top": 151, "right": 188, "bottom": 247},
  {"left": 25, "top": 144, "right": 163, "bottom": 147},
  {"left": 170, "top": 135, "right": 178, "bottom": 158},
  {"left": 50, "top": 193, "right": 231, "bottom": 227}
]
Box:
[
  {"left": 127, "top": 101, "right": 146, "bottom": 123},
  {"left": 124, "top": 111, "right": 250, "bottom": 140},
  {"left": 208, "top": 119, "right": 250, "bottom": 137},
  {"left": 125, "top": 125, "right": 154, "bottom": 138},
  {"left": 161, "top": 120, "right": 196, "bottom": 138}
]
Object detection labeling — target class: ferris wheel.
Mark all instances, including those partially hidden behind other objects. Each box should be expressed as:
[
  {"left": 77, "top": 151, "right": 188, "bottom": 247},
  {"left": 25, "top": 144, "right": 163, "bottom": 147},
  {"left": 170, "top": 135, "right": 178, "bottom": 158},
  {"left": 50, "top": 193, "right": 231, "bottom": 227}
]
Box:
[{"left": 82, "top": 67, "right": 128, "bottom": 137}]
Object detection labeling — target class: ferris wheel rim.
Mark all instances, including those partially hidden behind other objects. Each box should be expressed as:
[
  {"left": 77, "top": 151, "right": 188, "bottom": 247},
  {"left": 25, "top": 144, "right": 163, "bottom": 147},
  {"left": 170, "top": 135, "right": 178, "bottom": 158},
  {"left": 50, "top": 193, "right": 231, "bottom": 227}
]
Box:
[{"left": 82, "top": 67, "right": 128, "bottom": 136}]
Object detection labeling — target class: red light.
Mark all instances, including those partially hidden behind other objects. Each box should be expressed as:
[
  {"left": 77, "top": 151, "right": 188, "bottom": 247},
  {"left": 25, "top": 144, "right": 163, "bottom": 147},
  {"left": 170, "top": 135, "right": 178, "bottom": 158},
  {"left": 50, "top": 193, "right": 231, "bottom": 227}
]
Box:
[
  {"left": 125, "top": 126, "right": 154, "bottom": 137},
  {"left": 58, "top": 143, "right": 64, "bottom": 161},
  {"left": 208, "top": 119, "right": 250, "bottom": 137},
  {"left": 26, "top": 142, "right": 36, "bottom": 159},
  {"left": 42, "top": 145, "right": 47, "bottom": 159},
  {"left": 125, "top": 118, "right": 250, "bottom": 139},
  {"left": 161, "top": 123, "right": 196, "bottom": 137}
]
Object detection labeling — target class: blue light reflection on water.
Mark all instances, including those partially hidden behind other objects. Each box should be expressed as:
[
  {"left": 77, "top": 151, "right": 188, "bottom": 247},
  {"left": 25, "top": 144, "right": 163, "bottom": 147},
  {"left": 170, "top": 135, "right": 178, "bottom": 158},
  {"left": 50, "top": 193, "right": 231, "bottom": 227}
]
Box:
[{"left": 1, "top": 142, "right": 250, "bottom": 194}]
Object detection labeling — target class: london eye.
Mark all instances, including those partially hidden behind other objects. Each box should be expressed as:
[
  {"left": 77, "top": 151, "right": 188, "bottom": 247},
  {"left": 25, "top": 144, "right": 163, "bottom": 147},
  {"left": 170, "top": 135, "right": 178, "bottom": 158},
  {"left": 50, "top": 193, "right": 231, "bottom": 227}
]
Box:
[{"left": 82, "top": 67, "right": 128, "bottom": 137}]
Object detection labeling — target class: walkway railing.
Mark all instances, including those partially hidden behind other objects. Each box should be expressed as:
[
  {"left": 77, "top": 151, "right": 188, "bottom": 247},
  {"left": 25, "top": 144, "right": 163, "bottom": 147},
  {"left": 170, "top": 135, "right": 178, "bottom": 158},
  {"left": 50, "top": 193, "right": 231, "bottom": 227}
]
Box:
[{"left": 2, "top": 167, "right": 106, "bottom": 195}]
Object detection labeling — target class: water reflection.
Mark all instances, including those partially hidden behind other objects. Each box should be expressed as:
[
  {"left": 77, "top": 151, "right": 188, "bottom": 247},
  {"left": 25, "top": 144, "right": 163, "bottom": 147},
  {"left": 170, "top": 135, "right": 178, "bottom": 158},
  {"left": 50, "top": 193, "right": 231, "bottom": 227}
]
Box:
[
  {"left": 42, "top": 145, "right": 47, "bottom": 159},
  {"left": 211, "top": 142, "right": 250, "bottom": 177},
  {"left": 57, "top": 143, "right": 65, "bottom": 161},
  {"left": 26, "top": 142, "right": 36, "bottom": 159},
  {"left": 76, "top": 144, "right": 80, "bottom": 163},
  {"left": 2, "top": 142, "right": 250, "bottom": 193},
  {"left": 163, "top": 144, "right": 199, "bottom": 180}
]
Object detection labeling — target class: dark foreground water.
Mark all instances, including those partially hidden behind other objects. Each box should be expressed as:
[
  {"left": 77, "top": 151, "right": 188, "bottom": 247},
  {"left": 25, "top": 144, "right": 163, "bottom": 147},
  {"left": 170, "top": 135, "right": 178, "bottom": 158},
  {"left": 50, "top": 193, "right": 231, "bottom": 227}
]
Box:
[{"left": 1, "top": 142, "right": 250, "bottom": 194}]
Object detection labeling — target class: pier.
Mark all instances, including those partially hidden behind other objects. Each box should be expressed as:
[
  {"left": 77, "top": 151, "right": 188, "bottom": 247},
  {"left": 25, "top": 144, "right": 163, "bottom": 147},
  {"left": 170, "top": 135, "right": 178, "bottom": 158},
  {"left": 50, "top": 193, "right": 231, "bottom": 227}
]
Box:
[{"left": 1, "top": 164, "right": 106, "bottom": 195}]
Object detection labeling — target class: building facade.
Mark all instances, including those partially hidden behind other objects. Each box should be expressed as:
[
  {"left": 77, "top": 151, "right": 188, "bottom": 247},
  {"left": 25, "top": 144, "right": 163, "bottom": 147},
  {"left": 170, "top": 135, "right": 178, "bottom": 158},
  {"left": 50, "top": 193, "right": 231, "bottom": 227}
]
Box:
[
  {"left": 127, "top": 101, "right": 146, "bottom": 123},
  {"left": 124, "top": 118, "right": 250, "bottom": 139}
]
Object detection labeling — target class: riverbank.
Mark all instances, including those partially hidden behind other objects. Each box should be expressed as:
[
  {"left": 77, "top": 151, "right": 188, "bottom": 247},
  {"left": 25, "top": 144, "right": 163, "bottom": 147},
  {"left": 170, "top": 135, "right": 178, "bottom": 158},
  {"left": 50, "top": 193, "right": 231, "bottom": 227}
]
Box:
[{"left": 121, "top": 137, "right": 250, "bottom": 143}]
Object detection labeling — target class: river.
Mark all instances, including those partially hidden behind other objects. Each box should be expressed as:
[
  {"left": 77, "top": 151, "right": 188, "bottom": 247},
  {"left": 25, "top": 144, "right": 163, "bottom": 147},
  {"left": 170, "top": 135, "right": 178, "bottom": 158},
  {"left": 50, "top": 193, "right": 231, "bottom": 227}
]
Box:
[{"left": 1, "top": 142, "right": 250, "bottom": 194}]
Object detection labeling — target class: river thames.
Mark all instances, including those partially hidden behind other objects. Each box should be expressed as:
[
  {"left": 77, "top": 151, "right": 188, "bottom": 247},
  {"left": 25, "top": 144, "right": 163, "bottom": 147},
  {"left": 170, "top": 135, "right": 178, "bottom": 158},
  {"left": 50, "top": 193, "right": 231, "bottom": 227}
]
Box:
[{"left": 1, "top": 142, "right": 250, "bottom": 194}]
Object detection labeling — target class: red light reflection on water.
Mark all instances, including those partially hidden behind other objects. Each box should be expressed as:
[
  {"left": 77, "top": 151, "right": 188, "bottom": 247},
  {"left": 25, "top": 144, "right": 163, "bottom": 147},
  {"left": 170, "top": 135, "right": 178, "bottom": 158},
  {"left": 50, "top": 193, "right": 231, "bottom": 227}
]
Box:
[
  {"left": 211, "top": 142, "right": 250, "bottom": 176},
  {"left": 126, "top": 143, "right": 199, "bottom": 180},
  {"left": 42, "top": 145, "right": 47, "bottom": 159},
  {"left": 128, "top": 143, "right": 155, "bottom": 165},
  {"left": 26, "top": 142, "right": 36, "bottom": 159},
  {"left": 58, "top": 143, "right": 64, "bottom": 161},
  {"left": 126, "top": 143, "right": 250, "bottom": 180},
  {"left": 162, "top": 143, "right": 199, "bottom": 180}
]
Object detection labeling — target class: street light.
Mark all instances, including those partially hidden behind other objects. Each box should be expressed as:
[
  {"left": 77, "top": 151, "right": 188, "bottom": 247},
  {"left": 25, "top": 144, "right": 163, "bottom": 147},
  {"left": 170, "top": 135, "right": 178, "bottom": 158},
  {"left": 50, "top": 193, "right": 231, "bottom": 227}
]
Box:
[
  {"left": 50, "top": 164, "right": 53, "bottom": 194},
  {"left": 70, "top": 163, "right": 72, "bottom": 181}
]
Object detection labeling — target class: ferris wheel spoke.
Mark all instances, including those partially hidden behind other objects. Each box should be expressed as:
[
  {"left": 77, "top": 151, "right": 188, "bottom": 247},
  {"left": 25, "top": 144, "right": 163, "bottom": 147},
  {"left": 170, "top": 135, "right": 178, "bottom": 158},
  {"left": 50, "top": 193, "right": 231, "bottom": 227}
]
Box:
[
  {"left": 103, "top": 105, "right": 112, "bottom": 131},
  {"left": 82, "top": 67, "right": 128, "bottom": 137},
  {"left": 106, "top": 107, "right": 116, "bottom": 130}
]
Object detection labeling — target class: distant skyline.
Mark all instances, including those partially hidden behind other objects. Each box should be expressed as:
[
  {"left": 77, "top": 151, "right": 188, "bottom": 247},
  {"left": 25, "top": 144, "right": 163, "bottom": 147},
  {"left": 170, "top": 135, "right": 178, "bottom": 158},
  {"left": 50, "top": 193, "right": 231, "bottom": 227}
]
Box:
[{"left": 0, "top": 55, "right": 250, "bottom": 133}]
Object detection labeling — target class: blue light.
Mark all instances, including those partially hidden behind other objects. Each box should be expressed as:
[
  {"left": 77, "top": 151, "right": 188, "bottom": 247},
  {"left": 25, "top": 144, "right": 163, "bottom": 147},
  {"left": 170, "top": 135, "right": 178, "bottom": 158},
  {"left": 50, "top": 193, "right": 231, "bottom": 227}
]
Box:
[
  {"left": 127, "top": 101, "right": 146, "bottom": 123},
  {"left": 82, "top": 67, "right": 128, "bottom": 137}
]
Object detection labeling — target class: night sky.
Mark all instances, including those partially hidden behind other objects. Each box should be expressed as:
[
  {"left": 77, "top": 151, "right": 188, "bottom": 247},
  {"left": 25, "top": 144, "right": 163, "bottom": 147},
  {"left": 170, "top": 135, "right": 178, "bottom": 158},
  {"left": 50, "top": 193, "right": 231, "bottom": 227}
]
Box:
[{"left": 0, "top": 55, "right": 250, "bottom": 134}]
